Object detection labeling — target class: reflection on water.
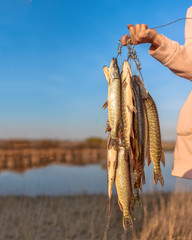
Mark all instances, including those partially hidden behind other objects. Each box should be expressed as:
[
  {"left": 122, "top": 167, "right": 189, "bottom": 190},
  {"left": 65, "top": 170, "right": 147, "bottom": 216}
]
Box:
[{"left": 0, "top": 152, "right": 191, "bottom": 196}]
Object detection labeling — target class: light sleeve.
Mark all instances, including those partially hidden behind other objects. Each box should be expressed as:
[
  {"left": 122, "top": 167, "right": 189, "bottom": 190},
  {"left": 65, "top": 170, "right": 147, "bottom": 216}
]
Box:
[{"left": 149, "top": 6, "right": 192, "bottom": 81}]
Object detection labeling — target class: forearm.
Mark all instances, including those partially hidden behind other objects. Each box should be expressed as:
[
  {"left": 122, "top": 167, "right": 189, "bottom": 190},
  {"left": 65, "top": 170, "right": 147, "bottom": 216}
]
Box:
[{"left": 149, "top": 35, "right": 192, "bottom": 81}]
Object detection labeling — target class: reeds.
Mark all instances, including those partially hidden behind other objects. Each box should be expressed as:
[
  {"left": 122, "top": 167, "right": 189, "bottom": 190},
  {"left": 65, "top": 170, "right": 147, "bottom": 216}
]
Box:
[{"left": 0, "top": 192, "right": 191, "bottom": 239}]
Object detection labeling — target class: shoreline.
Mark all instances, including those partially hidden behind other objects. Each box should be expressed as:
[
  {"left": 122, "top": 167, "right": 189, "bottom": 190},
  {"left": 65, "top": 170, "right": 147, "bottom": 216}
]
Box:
[{"left": 0, "top": 139, "right": 175, "bottom": 172}]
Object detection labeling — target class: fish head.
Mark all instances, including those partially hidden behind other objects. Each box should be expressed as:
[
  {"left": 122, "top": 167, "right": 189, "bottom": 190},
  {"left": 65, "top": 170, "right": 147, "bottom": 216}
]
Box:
[
  {"left": 131, "top": 75, "right": 139, "bottom": 88},
  {"left": 109, "top": 58, "right": 120, "bottom": 79},
  {"left": 132, "top": 75, "right": 148, "bottom": 99}
]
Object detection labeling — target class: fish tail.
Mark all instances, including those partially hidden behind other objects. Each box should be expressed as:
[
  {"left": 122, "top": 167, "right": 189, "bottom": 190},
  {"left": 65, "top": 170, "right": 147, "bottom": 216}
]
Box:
[
  {"left": 123, "top": 215, "right": 133, "bottom": 230},
  {"left": 142, "top": 170, "right": 146, "bottom": 185},
  {"left": 130, "top": 195, "right": 135, "bottom": 210},
  {"left": 105, "top": 120, "right": 111, "bottom": 133},
  {"left": 153, "top": 170, "right": 164, "bottom": 186},
  {"left": 131, "top": 189, "right": 142, "bottom": 210},
  {"left": 107, "top": 197, "right": 111, "bottom": 213}
]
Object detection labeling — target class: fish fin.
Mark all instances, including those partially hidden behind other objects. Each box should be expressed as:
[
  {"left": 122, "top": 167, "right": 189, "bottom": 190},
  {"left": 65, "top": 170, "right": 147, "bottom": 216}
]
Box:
[
  {"left": 131, "top": 128, "right": 134, "bottom": 139},
  {"left": 107, "top": 135, "right": 111, "bottom": 149},
  {"left": 161, "top": 152, "right": 165, "bottom": 167},
  {"left": 130, "top": 146, "right": 133, "bottom": 160},
  {"left": 153, "top": 170, "right": 164, "bottom": 187},
  {"left": 103, "top": 66, "right": 110, "bottom": 84},
  {"left": 109, "top": 138, "right": 119, "bottom": 151},
  {"left": 130, "top": 195, "right": 135, "bottom": 210},
  {"left": 139, "top": 180, "right": 142, "bottom": 191},
  {"left": 105, "top": 120, "right": 111, "bottom": 133},
  {"left": 102, "top": 101, "right": 108, "bottom": 110},
  {"left": 147, "top": 152, "right": 152, "bottom": 166},
  {"left": 131, "top": 189, "right": 142, "bottom": 210},
  {"left": 123, "top": 216, "right": 133, "bottom": 231},
  {"left": 142, "top": 170, "right": 146, "bottom": 185},
  {"left": 107, "top": 135, "right": 118, "bottom": 150},
  {"left": 132, "top": 106, "right": 137, "bottom": 113},
  {"left": 118, "top": 199, "right": 123, "bottom": 212}
]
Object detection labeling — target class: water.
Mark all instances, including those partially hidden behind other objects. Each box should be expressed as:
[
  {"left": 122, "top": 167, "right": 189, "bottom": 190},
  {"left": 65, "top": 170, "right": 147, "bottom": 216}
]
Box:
[{"left": 0, "top": 152, "right": 191, "bottom": 196}]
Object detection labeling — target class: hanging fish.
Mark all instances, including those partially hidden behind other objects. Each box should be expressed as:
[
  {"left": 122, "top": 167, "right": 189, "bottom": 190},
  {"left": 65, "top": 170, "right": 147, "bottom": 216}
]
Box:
[
  {"left": 106, "top": 135, "right": 118, "bottom": 212},
  {"left": 130, "top": 99, "right": 143, "bottom": 209},
  {"left": 144, "top": 93, "right": 165, "bottom": 186},
  {"left": 102, "top": 58, "right": 121, "bottom": 150},
  {"left": 121, "top": 61, "right": 136, "bottom": 150},
  {"left": 131, "top": 75, "right": 146, "bottom": 189},
  {"left": 115, "top": 146, "right": 133, "bottom": 230}
]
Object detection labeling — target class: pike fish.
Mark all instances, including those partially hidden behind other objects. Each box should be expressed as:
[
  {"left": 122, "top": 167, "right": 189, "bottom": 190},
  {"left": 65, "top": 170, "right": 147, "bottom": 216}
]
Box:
[
  {"left": 115, "top": 146, "right": 133, "bottom": 229},
  {"left": 130, "top": 102, "right": 143, "bottom": 209},
  {"left": 106, "top": 135, "right": 118, "bottom": 212},
  {"left": 144, "top": 93, "right": 165, "bottom": 186},
  {"left": 103, "top": 58, "right": 121, "bottom": 150},
  {"left": 131, "top": 75, "right": 145, "bottom": 146},
  {"left": 131, "top": 75, "right": 146, "bottom": 190},
  {"left": 121, "top": 61, "right": 135, "bottom": 150}
]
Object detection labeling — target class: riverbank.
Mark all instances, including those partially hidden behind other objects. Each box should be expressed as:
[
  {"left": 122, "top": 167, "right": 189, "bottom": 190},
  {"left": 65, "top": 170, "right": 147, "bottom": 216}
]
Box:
[
  {"left": 0, "top": 139, "right": 175, "bottom": 172},
  {"left": 0, "top": 192, "right": 191, "bottom": 240}
]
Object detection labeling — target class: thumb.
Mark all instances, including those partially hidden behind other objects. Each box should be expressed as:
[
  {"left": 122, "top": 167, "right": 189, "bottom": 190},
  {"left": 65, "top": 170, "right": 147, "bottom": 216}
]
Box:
[
  {"left": 121, "top": 34, "right": 129, "bottom": 46},
  {"left": 127, "top": 24, "right": 134, "bottom": 30}
]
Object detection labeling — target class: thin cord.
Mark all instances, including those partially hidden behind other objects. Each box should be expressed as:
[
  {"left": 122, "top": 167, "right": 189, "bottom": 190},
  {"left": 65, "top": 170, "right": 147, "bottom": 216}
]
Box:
[{"left": 153, "top": 17, "right": 192, "bottom": 29}]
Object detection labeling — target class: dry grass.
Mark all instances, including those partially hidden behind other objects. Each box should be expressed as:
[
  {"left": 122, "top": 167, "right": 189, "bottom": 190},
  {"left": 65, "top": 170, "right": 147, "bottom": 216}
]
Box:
[{"left": 0, "top": 192, "right": 191, "bottom": 239}]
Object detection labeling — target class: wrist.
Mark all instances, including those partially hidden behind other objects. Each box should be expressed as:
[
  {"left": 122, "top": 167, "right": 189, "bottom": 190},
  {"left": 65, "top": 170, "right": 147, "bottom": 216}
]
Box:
[{"left": 150, "top": 33, "right": 163, "bottom": 50}]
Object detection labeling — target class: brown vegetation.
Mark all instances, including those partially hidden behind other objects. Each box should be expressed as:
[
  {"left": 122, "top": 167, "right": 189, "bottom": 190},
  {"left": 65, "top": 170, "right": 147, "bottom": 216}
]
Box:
[
  {"left": 0, "top": 192, "right": 191, "bottom": 240},
  {"left": 0, "top": 139, "right": 106, "bottom": 172},
  {"left": 0, "top": 139, "right": 175, "bottom": 172}
]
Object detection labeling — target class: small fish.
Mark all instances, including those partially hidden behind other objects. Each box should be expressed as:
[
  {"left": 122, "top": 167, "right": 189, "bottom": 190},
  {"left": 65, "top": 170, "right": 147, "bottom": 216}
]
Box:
[
  {"left": 133, "top": 74, "right": 149, "bottom": 100},
  {"left": 131, "top": 75, "right": 146, "bottom": 190},
  {"left": 121, "top": 61, "right": 136, "bottom": 150},
  {"left": 103, "top": 58, "right": 121, "bottom": 150},
  {"left": 115, "top": 146, "right": 133, "bottom": 229},
  {"left": 144, "top": 93, "right": 165, "bottom": 186},
  {"left": 131, "top": 75, "right": 145, "bottom": 146},
  {"left": 106, "top": 135, "right": 118, "bottom": 212}
]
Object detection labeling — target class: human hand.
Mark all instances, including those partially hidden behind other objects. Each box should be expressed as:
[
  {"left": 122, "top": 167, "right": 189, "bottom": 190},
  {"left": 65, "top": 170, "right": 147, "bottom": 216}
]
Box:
[{"left": 121, "top": 24, "right": 162, "bottom": 50}]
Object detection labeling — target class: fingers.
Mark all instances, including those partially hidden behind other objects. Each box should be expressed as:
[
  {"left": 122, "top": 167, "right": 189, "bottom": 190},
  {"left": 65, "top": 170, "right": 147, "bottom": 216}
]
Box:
[
  {"left": 126, "top": 23, "right": 151, "bottom": 45},
  {"left": 128, "top": 24, "right": 136, "bottom": 45},
  {"left": 121, "top": 34, "right": 129, "bottom": 46},
  {"left": 141, "top": 24, "right": 148, "bottom": 32}
]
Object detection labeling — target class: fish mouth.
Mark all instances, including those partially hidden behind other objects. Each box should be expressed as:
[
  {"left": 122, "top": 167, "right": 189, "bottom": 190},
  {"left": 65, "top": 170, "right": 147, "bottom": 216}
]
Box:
[
  {"left": 110, "top": 57, "right": 118, "bottom": 68},
  {"left": 110, "top": 58, "right": 120, "bottom": 78}
]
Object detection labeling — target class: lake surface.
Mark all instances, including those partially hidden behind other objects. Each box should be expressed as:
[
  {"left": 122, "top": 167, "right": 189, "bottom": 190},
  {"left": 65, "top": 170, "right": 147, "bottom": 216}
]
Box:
[{"left": 0, "top": 152, "right": 191, "bottom": 196}]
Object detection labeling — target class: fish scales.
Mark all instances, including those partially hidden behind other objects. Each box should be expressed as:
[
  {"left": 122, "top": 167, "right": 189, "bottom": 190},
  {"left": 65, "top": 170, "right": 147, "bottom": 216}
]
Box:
[
  {"left": 121, "top": 61, "right": 134, "bottom": 149},
  {"left": 144, "top": 93, "right": 165, "bottom": 186},
  {"left": 131, "top": 75, "right": 145, "bottom": 145},
  {"left": 131, "top": 76, "right": 145, "bottom": 190},
  {"left": 115, "top": 146, "right": 133, "bottom": 229},
  {"left": 106, "top": 135, "right": 118, "bottom": 212},
  {"left": 107, "top": 59, "right": 121, "bottom": 149}
]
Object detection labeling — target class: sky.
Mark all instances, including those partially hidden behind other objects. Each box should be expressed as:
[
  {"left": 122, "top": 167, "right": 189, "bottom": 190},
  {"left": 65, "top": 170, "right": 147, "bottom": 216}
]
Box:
[{"left": 0, "top": 0, "right": 191, "bottom": 140}]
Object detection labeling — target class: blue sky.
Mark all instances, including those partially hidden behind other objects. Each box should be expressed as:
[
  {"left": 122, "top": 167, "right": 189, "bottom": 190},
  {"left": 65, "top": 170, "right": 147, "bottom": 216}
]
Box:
[{"left": 0, "top": 0, "right": 191, "bottom": 140}]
